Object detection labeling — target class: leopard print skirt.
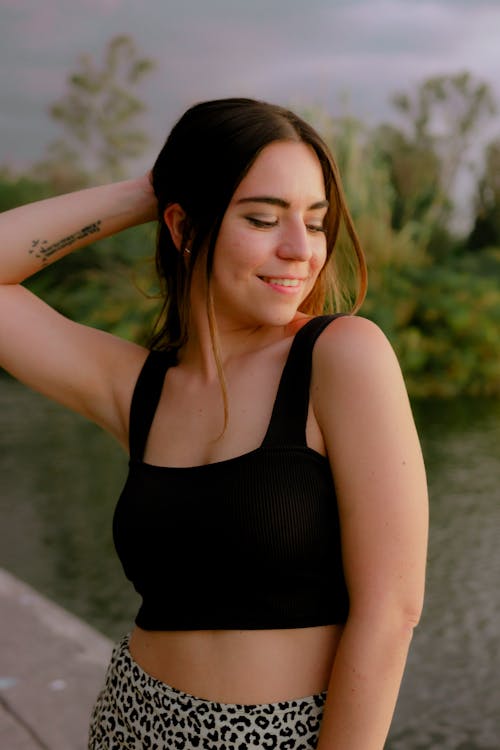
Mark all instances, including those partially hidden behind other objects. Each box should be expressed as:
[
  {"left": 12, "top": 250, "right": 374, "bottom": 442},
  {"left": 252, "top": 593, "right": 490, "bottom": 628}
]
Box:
[{"left": 88, "top": 635, "right": 327, "bottom": 749}]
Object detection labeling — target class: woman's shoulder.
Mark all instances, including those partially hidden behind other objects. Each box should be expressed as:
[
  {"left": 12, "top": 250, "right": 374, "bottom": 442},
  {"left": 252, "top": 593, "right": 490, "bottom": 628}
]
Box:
[
  {"left": 310, "top": 314, "right": 416, "bottom": 470},
  {"left": 314, "top": 314, "right": 396, "bottom": 366},
  {"left": 311, "top": 314, "right": 406, "bottom": 404}
]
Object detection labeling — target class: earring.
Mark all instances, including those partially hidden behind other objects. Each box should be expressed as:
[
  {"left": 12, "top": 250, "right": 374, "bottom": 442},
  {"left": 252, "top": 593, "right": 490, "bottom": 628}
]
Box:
[{"left": 183, "top": 247, "right": 191, "bottom": 256}]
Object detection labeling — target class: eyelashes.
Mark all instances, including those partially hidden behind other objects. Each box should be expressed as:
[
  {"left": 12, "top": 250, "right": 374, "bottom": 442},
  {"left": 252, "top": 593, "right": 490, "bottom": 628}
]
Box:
[
  {"left": 245, "top": 217, "right": 326, "bottom": 233},
  {"left": 246, "top": 217, "right": 278, "bottom": 228}
]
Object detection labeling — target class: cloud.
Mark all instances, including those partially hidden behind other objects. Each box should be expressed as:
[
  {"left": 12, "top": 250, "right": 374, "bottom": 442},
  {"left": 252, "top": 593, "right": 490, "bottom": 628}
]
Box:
[
  {"left": 80, "top": 0, "right": 124, "bottom": 10},
  {"left": 1, "top": 0, "right": 499, "bottom": 168}
]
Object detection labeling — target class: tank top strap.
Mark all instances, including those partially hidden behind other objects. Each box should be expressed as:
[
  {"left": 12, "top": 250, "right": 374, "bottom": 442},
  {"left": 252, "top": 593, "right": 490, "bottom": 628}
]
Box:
[
  {"left": 261, "top": 314, "right": 348, "bottom": 448},
  {"left": 128, "top": 349, "right": 175, "bottom": 461}
]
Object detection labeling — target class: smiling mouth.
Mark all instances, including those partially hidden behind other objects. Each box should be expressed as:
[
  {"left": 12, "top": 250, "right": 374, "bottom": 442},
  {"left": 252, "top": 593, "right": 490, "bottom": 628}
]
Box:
[{"left": 259, "top": 277, "right": 302, "bottom": 287}]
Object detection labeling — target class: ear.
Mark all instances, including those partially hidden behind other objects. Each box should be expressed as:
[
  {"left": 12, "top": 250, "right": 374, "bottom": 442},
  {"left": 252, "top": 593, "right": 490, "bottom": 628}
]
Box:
[{"left": 163, "top": 203, "right": 188, "bottom": 251}]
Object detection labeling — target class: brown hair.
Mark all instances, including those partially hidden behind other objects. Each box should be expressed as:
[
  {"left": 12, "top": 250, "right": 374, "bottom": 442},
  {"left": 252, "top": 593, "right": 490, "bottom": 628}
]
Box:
[{"left": 150, "top": 98, "right": 367, "bottom": 428}]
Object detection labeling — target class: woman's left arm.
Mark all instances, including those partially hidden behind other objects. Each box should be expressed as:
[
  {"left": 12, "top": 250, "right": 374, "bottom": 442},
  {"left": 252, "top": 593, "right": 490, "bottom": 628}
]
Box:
[{"left": 312, "top": 316, "right": 428, "bottom": 750}]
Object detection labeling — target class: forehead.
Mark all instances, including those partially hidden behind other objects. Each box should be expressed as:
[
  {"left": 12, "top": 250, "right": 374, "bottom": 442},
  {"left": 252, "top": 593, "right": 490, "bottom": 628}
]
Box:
[{"left": 232, "top": 141, "right": 325, "bottom": 202}]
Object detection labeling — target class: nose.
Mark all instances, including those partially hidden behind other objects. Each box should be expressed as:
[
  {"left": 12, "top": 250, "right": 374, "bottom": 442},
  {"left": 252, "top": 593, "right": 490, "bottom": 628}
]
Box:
[{"left": 276, "top": 219, "right": 312, "bottom": 261}]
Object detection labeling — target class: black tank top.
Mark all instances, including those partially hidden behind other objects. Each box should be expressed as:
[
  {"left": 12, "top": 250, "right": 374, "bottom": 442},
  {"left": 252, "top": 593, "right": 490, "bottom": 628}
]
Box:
[{"left": 113, "top": 315, "right": 349, "bottom": 630}]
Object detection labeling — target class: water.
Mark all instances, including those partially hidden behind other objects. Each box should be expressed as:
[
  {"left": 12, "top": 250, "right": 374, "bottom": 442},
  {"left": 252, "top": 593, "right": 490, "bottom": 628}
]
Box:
[
  {"left": 1, "top": 378, "right": 499, "bottom": 748},
  {"left": 389, "top": 400, "right": 500, "bottom": 749}
]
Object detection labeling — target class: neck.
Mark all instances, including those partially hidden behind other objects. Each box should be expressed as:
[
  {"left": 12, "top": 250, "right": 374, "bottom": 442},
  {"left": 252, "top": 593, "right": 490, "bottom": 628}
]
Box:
[
  {"left": 178, "top": 269, "right": 305, "bottom": 380},
  {"left": 179, "top": 305, "right": 303, "bottom": 382}
]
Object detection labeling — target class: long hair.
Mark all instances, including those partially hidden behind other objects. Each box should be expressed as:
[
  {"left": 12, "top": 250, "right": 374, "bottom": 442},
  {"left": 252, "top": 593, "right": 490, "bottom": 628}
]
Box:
[{"left": 150, "top": 97, "right": 367, "bottom": 353}]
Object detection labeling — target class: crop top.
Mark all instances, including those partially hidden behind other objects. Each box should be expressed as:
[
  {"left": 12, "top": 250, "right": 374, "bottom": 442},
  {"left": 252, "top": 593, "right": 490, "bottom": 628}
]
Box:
[{"left": 113, "top": 314, "right": 350, "bottom": 630}]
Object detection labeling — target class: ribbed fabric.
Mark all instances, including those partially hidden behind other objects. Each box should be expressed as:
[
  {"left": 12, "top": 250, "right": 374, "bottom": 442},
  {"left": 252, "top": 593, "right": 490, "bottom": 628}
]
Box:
[{"left": 113, "top": 315, "right": 349, "bottom": 630}]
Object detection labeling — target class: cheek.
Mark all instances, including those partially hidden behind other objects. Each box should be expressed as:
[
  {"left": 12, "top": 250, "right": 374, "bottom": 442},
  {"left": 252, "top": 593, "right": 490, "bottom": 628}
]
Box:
[
  {"left": 215, "top": 231, "right": 268, "bottom": 278},
  {"left": 313, "top": 242, "right": 328, "bottom": 273}
]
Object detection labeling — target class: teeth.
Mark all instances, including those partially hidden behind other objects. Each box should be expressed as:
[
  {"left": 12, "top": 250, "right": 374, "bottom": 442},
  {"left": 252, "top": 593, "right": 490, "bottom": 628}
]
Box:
[{"left": 265, "top": 278, "right": 300, "bottom": 287}]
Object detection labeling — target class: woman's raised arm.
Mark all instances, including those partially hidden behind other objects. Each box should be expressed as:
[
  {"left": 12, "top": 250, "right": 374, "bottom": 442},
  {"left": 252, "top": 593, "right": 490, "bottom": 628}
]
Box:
[
  {"left": 0, "top": 176, "right": 156, "bottom": 284},
  {"left": 0, "top": 177, "right": 158, "bottom": 447}
]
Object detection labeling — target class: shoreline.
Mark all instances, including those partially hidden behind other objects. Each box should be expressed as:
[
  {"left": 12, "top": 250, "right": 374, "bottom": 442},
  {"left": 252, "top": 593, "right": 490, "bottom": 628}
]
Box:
[{"left": 0, "top": 567, "right": 112, "bottom": 750}]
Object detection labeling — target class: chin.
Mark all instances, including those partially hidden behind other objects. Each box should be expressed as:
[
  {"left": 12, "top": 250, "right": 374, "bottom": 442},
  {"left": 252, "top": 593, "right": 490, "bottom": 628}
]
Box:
[{"left": 258, "top": 308, "right": 301, "bottom": 328}]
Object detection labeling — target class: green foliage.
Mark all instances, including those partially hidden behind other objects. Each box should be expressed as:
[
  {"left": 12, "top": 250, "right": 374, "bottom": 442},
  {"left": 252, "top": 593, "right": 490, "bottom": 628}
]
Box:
[
  {"left": 467, "top": 137, "right": 500, "bottom": 250},
  {"left": 317, "top": 105, "right": 500, "bottom": 398},
  {"left": 364, "top": 253, "right": 500, "bottom": 397},
  {"left": 10, "top": 34, "right": 161, "bottom": 344},
  {"left": 2, "top": 49, "right": 500, "bottom": 397},
  {"left": 323, "top": 114, "right": 429, "bottom": 271},
  {"left": 371, "top": 124, "right": 442, "bottom": 233},
  {"left": 387, "top": 72, "right": 497, "bottom": 257},
  {"left": 0, "top": 170, "right": 53, "bottom": 210}
]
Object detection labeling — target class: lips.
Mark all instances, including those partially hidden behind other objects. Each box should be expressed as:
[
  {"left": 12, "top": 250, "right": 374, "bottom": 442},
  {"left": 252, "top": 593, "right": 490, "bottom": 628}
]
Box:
[{"left": 259, "top": 276, "right": 303, "bottom": 287}]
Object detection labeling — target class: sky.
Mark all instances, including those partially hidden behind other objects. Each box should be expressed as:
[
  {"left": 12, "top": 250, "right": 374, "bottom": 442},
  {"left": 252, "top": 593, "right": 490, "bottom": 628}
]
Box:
[{"left": 1, "top": 0, "right": 499, "bottom": 179}]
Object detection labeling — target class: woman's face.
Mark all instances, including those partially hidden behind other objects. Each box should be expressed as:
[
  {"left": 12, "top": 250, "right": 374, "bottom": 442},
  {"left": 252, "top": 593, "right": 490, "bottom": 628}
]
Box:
[{"left": 201, "top": 140, "right": 328, "bottom": 330}]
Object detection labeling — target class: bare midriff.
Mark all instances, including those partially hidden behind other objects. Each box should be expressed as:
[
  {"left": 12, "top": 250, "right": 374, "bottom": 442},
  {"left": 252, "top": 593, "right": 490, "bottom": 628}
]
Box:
[{"left": 128, "top": 624, "right": 343, "bottom": 704}]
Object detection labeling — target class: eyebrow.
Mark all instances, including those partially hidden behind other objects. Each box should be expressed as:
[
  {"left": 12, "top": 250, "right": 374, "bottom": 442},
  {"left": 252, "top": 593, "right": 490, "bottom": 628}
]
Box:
[{"left": 236, "top": 196, "right": 329, "bottom": 210}]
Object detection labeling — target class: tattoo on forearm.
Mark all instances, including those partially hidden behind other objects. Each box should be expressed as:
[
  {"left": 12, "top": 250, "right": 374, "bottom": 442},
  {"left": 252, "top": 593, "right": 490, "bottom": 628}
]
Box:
[{"left": 29, "top": 221, "right": 102, "bottom": 263}]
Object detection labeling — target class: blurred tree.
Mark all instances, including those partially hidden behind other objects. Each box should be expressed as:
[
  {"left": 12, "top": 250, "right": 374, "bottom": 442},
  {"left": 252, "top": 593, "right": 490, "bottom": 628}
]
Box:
[
  {"left": 467, "top": 137, "right": 500, "bottom": 250},
  {"left": 386, "top": 72, "right": 496, "bottom": 243},
  {"left": 311, "top": 104, "right": 500, "bottom": 397},
  {"left": 0, "top": 169, "right": 53, "bottom": 210},
  {"left": 2, "top": 63, "right": 498, "bottom": 392},
  {"left": 392, "top": 73, "right": 495, "bottom": 202},
  {"left": 322, "top": 116, "right": 428, "bottom": 279},
  {"left": 24, "top": 36, "right": 159, "bottom": 342},
  {"left": 371, "top": 124, "right": 441, "bottom": 235},
  {"left": 34, "top": 35, "right": 155, "bottom": 190}
]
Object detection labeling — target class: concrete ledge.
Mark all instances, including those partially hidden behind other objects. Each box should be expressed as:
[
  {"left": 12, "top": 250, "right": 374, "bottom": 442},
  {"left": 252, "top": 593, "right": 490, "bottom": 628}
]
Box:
[{"left": 0, "top": 568, "right": 113, "bottom": 750}]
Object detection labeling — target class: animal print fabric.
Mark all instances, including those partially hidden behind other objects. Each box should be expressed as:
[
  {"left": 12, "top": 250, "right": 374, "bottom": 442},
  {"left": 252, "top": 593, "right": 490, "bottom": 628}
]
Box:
[{"left": 88, "top": 635, "right": 327, "bottom": 749}]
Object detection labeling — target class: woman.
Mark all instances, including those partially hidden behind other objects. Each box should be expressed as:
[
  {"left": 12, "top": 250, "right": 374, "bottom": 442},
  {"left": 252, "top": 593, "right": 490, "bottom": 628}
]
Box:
[{"left": 0, "top": 98, "right": 428, "bottom": 749}]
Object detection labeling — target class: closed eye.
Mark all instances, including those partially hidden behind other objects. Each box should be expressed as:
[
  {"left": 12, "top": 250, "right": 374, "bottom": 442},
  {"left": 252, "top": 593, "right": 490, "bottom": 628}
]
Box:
[
  {"left": 246, "top": 216, "right": 326, "bottom": 233},
  {"left": 307, "top": 223, "right": 326, "bottom": 233},
  {"left": 246, "top": 217, "right": 278, "bottom": 228}
]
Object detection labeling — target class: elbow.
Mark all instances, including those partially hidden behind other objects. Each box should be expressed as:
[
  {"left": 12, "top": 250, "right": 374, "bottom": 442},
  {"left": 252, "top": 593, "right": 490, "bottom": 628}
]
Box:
[
  {"left": 386, "top": 590, "right": 425, "bottom": 636},
  {"left": 401, "top": 584, "right": 426, "bottom": 632},
  {"left": 348, "top": 595, "right": 425, "bottom": 641},
  {"left": 384, "top": 606, "right": 423, "bottom": 643},
  {"left": 388, "top": 597, "right": 424, "bottom": 642},
  {"left": 400, "top": 604, "right": 423, "bottom": 640}
]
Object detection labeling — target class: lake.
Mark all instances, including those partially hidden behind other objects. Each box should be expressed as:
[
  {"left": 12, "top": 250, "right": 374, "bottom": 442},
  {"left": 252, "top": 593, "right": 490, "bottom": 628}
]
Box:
[{"left": 0, "top": 378, "right": 499, "bottom": 748}]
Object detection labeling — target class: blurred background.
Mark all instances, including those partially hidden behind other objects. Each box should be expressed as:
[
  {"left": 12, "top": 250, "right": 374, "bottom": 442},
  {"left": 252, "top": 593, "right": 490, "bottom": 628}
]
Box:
[{"left": 1, "top": 1, "right": 499, "bottom": 748}]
